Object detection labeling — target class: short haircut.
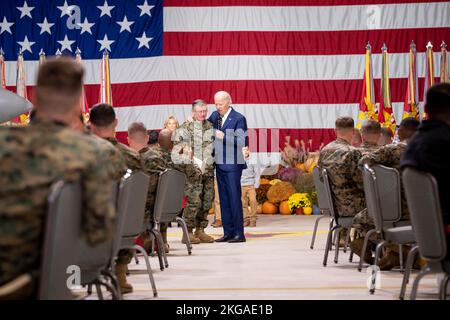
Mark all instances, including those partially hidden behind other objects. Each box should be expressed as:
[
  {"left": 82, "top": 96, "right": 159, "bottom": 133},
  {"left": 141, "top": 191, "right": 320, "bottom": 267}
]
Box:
[
  {"left": 399, "top": 117, "right": 420, "bottom": 131},
  {"left": 128, "top": 122, "right": 147, "bottom": 136},
  {"left": 148, "top": 130, "right": 159, "bottom": 145},
  {"left": 380, "top": 127, "right": 393, "bottom": 138},
  {"left": 360, "top": 119, "right": 381, "bottom": 135},
  {"left": 36, "top": 57, "right": 84, "bottom": 114},
  {"left": 425, "top": 83, "right": 450, "bottom": 118},
  {"left": 89, "top": 103, "right": 115, "bottom": 127},
  {"left": 335, "top": 117, "right": 354, "bottom": 129},
  {"left": 192, "top": 99, "right": 207, "bottom": 110}
]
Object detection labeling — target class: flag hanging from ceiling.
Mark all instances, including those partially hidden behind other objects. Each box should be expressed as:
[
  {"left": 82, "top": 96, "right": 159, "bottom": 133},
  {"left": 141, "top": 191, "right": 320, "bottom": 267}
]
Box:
[
  {"left": 357, "top": 42, "right": 376, "bottom": 128},
  {"left": 403, "top": 41, "right": 420, "bottom": 120},
  {"left": 422, "top": 41, "right": 435, "bottom": 121},
  {"left": 441, "top": 41, "right": 449, "bottom": 84},
  {"left": 1, "top": 0, "right": 449, "bottom": 151},
  {"left": 0, "top": 49, "right": 6, "bottom": 89},
  {"left": 378, "top": 43, "right": 396, "bottom": 133},
  {"left": 99, "top": 50, "right": 112, "bottom": 106}
]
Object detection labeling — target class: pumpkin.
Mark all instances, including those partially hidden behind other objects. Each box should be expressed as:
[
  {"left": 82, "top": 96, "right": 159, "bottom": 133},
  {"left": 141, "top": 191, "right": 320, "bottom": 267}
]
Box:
[
  {"left": 279, "top": 201, "right": 292, "bottom": 215},
  {"left": 262, "top": 201, "right": 278, "bottom": 214},
  {"left": 303, "top": 207, "right": 313, "bottom": 215},
  {"left": 259, "top": 178, "right": 270, "bottom": 185}
]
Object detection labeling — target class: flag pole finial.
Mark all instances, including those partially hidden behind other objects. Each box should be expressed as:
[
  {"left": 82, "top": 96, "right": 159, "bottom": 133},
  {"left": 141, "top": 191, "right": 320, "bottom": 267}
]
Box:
[
  {"left": 381, "top": 43, "right": 388, "bottom": 52},
  {"left": 75, "top": 47, "right": 81, "bottom": 55},
  {"left": 410, "top": 40, "right": 416, "bottom": 50},
  {"left": 366, "top": 42, "right": 371, "bottom": 51},
  {"left": 18, "top": 48, "right": 23, "bottom": 56},
  {"left": 426, "top": 41, "right": 433, "bottom": 49},
  {"left": 55, "top": 48, "right": 62, "bottom": 56},
  {"left": 39, "top": 48, "right": 45, "bottom": 56},
  {"left": 441, "top": 41, "right": 447, "bottom": 50}
]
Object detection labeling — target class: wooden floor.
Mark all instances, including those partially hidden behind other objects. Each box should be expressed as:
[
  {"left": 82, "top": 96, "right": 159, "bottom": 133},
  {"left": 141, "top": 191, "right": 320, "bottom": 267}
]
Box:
[{"left": 77, "top": 215, "right": 442, "bottom": 300}]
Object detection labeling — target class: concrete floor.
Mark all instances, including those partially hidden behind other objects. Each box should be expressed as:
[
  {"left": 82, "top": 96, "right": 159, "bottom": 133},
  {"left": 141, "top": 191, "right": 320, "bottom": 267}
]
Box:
[{"left": 78, "top": 215, "right": 442, "bottom": 300}]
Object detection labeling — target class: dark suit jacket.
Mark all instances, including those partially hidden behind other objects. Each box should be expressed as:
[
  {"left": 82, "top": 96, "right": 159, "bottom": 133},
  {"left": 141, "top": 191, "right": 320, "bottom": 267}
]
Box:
[{"left": 209, "top": 107, "right": 248, "bottom": 171}]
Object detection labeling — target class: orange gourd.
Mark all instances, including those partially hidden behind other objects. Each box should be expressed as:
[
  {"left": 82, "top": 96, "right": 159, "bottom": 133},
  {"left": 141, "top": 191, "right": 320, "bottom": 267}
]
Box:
[
  {"left": 262, "top": 201, "right": 278, "bottom": 214},
  {"left": 279, "top": 201, "right": 292, "bottom": 215}
]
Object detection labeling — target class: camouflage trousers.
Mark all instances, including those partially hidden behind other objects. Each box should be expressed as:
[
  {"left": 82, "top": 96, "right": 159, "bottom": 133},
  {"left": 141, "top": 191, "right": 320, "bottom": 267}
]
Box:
[{"left": 183, "top": 172, "right": 214, "bottom": 229}]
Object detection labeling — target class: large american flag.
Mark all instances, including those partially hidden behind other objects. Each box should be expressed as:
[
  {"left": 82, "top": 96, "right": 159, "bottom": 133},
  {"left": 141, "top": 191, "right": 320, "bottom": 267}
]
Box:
[{"left": 1, "top": 0, "right": 450, "bottom": 155}]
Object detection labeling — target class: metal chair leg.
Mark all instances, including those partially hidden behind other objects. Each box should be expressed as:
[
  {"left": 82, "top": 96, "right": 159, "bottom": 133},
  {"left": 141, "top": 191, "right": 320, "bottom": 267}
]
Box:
[
  {"left": 439, "top": 274, "right": 450, "bottom": 300},
  {"left": 410, "top": 265, "right": 431, "bottom": 300},
  {"left": 97, "top": 278, "right": 120, "bottom": 300},
  {"left": 95, "top": 283, "right": 104, "bottom": 300},
  {"left": 134, "top": 252, "right": 139, "bottom": 265},
  {"left": 101, "top": 270, "right": 123, "bottom": 301},
  {"left": 87, "top": 284, "right": 93, "bottom": 296},
  {"left": 153, "top": 229, "right": 169, "bottom": 268},
  {"left": 323, "top": 225, "right": 339, "bottom": 267},
  {"left": 399, "top": 244, "right": 404, "bottom": 272},
  {"left": 334, "top": 227, "right": 342, "bottom": 264},
  {"left": 358, "top": 229, "right": 376, "bottom": 272},
  {"left": 343, "top": 227, "right": 351, "bottom": 253},
  {"left": 132, "top": 244, "right": 158, "bottom": 297},
  {"left": 370, "top": 240, "right": 386, "bottom": 294},
  {"left": 148, "top": 229, "right": 165, "bottom": 271},
  {"left": 310, "top": 215, "right": 326, "bottom": 249},
  {"left": 399, "top": 245, "right": 419, "bottom": 300},
  {"left": 177, "top": 217, "right": 192, "bottom": 255}
]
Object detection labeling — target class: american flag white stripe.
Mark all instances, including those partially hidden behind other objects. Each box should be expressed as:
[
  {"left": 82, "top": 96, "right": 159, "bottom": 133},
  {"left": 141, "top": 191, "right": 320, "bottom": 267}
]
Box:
[
  {"left": 164, "top": 2, "right": 450, "bottom": 32},
  {"left": 2, "top": 52, "right": 444, "bottom": 86}
]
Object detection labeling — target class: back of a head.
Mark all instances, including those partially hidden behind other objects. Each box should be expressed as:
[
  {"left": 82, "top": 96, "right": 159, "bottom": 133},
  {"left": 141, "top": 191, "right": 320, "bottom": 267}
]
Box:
[
  {"left": 360, "top": 119, "right": 381, "bottom": 143},
  {"left": 378, "top": 127, "right": 393, "bottom": 145},
  {"left": 425, "top": 83, "right": 450, "bottom": 120},
  {"left": 148, "top": 130, "right": 159, "bottom": 145},
  {"left": 335, "top": 117, "right": 355, "bottom": 143},
  {"left": 35, "top": 57, "right": 83, "bottom": 115},
  {"left": 128, "top": 122, "right": 148, "bottom": 143},
  {"left": 89, "top": 103, "right": 115, "bottom": 128},
  {"left": 158, "top": 128, "right": 173, "bottom": 151},
  {"left": 398, "top": 117, "right": 420, "bottom": 141}
]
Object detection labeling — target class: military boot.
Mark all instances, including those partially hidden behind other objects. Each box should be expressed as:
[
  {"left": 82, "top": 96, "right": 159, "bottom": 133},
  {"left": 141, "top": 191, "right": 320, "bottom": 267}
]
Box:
[
  {"left": 350, "top": 238, "right": 374, "bottom": 265},
  {"left": 182, "top": 228, "right": 201, "bottom": 244},
  {"left": 194, "top": 228, "right": 215, "bottom": 243},
  {"left": 160, "top": 231, "right": 170, "bottom": 254},
  {"left": 115, "top": 263, "right": 133, "bottom": 294}
]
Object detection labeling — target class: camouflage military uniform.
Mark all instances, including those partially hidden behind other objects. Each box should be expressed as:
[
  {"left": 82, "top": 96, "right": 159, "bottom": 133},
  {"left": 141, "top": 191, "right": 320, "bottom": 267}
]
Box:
[
  {"left": 172, "top": 120, "right": 215, "bottom": 230},
  {"left": 103, "top": 137, "right": 141, "bottom": 265},
  {"left": 358, "top": 141, "right": 380, "bottom": 156},
  {"left": 359, "top": 142, "right": 410, "bottom": 220},
  {"left": 318, "top": 138, "right": 365, "bottom": 218},
  {"left": 139, "top": 146, "right": 171, "bottom": 225},
  {"left": 0, "top": 120, "right": 116, "bottom": 296}
]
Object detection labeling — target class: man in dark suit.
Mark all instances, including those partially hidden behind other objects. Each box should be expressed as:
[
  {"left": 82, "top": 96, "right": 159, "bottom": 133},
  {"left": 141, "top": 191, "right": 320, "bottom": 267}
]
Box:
[{"left": 209, "top": 91, "right": 248, "bottom": 243}]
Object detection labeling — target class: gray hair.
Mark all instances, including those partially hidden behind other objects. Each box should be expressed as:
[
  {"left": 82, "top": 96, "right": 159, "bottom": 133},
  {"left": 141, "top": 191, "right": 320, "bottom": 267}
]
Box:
[{"left": 192, "top": 99, "right": 207, "bottom": 110}]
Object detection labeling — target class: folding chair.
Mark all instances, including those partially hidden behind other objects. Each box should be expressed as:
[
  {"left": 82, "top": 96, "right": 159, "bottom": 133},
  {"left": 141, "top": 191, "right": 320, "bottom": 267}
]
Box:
[
  {"left": 363, "top": 165, "right": 415, "bottom": 294},
  {"left": 311, "top": 167, "right": 334, "bottom": 250},
  {"left": 401, "top": 167, "right": 449, "bottom": 300}
]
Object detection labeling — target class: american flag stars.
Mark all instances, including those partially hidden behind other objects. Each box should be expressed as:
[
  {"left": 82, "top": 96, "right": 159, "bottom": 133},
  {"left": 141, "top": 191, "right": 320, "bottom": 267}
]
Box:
[{"left": 0, "top": 0, "right": 159, "bottom": 58}]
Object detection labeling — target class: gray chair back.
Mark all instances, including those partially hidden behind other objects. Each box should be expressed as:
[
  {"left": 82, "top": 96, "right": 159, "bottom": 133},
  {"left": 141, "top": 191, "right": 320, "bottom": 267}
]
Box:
[
  {"left": 372, "top": 165, "right": 402, "bottom": 225},
  {"left": 363, "top": 164, "right": 402, "bottom": 231},
  {"left": 153, "top": 169, "right": 186, "bottom": 223},
  {"left": 313, "top": 167, "right": 329, "bottom": 214},
  {"left": 321, "top": 168, "right": 339, "bottom": 221},
  {"left": 403, "top": 167, "right": 447, "bottom": 261},
  {"left": 117, "top": 170, "right": 149, "bottom": 242},
  {"left": 39, "top": 181, "right": 82, "bottom": 300}
]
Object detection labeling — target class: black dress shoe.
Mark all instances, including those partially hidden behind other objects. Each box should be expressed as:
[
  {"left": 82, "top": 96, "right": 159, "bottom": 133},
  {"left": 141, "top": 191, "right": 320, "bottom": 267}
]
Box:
[
  {"left": 215, "top": 236, "right": 231, "bottom": 242},
  {"left": 227, "top": 235, "right": 246, "bottom": 243}
]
